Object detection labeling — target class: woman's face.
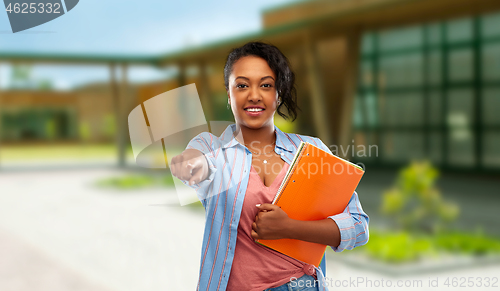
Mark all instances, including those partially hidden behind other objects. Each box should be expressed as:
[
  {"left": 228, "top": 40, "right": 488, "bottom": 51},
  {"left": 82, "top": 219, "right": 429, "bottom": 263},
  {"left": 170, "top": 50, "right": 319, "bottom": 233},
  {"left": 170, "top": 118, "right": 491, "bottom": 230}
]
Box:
[{"left": 227, "top": 55, "right": 278, "bottom": 130}]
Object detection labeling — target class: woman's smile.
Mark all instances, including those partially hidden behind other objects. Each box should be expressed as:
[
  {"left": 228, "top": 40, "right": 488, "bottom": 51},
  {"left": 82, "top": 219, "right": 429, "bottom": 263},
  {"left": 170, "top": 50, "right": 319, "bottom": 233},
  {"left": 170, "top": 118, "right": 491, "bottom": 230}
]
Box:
[{"left": 244, "top": 105, "right": 265, "bottom": 116}]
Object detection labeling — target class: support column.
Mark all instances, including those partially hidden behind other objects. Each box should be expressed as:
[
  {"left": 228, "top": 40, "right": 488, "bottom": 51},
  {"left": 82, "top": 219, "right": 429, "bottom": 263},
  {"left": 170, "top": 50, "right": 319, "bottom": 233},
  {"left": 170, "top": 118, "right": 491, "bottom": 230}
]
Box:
[
  {"left": 110, "top": 63, "right": 119, "bottom": 138},
  {"left": 119, "top": 63, "right": 129, "bottom": 168},
  {"left": 303, "top": 32, "right": 332, "bottom": 146},
  {"left": 110, "top": 63, "right": 129, "bottom": 168},
  {"left": 110, "top": 63, "right": 122, "bottom": 167},
  {"left": 199, "top": 61, "right": 214, "bottom": 131},
  {"left": 176, "top": 62, "right": 192, "bottom": 142},
  {"left": 338, "top": 30, "right": 361, "bottom": 159},
  {"left": 177, "top": 62, "right": 186, "bottom": 87}
]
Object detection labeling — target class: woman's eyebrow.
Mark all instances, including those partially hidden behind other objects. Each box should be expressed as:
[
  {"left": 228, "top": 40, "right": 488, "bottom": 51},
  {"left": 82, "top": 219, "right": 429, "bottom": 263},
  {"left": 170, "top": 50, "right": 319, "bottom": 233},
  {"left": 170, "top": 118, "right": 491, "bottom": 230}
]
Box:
[{"left": 235, "top": 76, "right": 275, "bottom": 81}]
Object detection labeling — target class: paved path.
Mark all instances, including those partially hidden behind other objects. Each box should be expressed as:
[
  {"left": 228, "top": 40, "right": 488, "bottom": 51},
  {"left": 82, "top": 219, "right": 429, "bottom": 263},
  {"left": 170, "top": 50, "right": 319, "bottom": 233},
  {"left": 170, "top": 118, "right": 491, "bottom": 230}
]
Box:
[
  {"left": 0, "top": 226, "right": 113, "bottom": 291},
  {"left": 0, "top": 168, "right": 204, "bottom": 291}
]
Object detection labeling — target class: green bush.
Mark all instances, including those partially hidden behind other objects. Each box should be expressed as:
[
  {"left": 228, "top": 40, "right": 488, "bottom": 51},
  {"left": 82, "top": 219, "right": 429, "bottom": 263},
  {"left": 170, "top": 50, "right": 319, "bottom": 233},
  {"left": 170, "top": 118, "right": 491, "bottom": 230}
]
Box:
[
  {"left": 363, "top": 230, "right": 435, "bottom": 263},
  {"left": 381, "top": 161, "right": 459, "bottom": 234},
  {"left": 434, "top": 231, "right": 500, "bottom": 255},
  {"left": 349, "top": 229, "right": 500, "bottom": 264}
]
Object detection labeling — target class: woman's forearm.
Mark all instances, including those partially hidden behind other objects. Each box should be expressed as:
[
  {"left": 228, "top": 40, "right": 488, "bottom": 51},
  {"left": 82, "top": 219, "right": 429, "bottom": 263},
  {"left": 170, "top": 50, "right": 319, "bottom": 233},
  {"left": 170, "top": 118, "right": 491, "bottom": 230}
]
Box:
[{"left": 285, "top": 218, "right": 341, "bottom": 247}]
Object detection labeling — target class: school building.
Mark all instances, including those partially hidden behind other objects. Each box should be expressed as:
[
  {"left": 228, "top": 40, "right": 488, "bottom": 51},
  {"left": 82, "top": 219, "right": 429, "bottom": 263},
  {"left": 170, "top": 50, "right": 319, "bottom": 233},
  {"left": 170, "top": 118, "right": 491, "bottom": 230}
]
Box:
[{"left": 0, "top": 0, "right": 499, "bottom": 173}]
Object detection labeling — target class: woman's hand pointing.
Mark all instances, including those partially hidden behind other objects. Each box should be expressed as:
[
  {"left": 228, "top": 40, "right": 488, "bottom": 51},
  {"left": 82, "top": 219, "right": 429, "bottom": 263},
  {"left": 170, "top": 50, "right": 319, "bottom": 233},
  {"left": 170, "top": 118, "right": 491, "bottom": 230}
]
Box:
[{"left": 170, "top": 149, "right": 209, "bottom": 186}]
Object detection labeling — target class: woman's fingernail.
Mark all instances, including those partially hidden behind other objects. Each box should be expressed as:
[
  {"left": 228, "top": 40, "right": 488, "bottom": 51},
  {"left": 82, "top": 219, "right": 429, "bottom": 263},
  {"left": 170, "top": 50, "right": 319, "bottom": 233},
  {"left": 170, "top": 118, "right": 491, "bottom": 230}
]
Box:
[{"left": 256, "top": 204, "right": 261, "bottom": 207}]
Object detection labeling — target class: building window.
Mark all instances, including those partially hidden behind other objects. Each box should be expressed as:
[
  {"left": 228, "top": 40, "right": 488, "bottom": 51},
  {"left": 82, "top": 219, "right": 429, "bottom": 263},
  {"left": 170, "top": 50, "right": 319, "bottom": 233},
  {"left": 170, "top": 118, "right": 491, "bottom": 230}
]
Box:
[{"left": 353, "top": 12, "right": 500, "bottom": 171}]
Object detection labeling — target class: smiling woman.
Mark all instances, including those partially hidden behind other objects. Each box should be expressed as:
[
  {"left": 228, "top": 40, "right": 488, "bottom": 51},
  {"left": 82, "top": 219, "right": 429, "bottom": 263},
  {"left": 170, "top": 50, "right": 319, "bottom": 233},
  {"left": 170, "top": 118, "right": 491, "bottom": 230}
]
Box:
[
  {"left": 227, "top": 55, "right": 286, "bottom": 176},
  {"left": 224, "top": 41, "right": 298, "bottom": 122},
  {"left": 229, "top": 57, "right": 278, "bottom": 125},
  {"left": 170, "top": 41, "right": 369, "bottom": 291}
]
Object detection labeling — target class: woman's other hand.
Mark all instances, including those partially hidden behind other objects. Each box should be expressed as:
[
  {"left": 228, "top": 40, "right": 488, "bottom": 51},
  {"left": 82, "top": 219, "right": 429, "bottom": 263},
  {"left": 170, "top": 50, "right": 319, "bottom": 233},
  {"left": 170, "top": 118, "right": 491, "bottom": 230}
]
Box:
[
  {"left": 251, "top": 204, "right": 292, "bottom": 240},
  {"left": 170, "top": 149, "right": 209, "bottom": 186}
]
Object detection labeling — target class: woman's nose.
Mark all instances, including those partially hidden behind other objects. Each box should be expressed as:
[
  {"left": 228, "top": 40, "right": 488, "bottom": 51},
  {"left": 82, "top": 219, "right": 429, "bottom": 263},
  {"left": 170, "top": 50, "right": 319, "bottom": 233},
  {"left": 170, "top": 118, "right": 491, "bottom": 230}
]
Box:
[{"left": 248, "top": 87, "right": 262, "bottom": 102}]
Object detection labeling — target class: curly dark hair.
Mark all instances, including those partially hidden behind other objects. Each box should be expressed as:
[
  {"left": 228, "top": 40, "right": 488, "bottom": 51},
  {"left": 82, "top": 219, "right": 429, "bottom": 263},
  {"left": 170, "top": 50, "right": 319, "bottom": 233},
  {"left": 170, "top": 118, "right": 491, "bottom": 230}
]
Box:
[{"left": 223, "top": 41, "right": 300, "bottom": 122}]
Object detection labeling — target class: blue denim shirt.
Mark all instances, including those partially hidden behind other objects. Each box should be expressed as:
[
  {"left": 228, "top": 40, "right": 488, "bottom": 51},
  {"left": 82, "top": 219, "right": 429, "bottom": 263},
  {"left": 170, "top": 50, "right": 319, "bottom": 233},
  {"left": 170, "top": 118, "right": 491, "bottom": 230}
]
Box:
[{"left": 182, "top": 123, "right": 369, "bottom": 291}]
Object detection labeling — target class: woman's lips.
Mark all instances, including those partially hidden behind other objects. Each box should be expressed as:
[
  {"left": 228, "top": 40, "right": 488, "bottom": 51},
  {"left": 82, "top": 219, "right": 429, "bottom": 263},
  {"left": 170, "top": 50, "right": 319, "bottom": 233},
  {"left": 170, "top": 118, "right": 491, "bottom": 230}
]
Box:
[{"left": 244, "top": 109, "right": 265, "bottom": 117}]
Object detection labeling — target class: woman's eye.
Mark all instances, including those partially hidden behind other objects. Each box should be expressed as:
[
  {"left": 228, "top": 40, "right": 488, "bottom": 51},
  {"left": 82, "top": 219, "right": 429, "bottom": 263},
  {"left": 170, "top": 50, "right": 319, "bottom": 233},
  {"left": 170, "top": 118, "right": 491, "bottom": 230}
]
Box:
[
  {"left": 262, "top": 84, "right": 273, "bottom": 88},
  {"left": 237, "top": 84, "right": 248, "bottom": 88}
]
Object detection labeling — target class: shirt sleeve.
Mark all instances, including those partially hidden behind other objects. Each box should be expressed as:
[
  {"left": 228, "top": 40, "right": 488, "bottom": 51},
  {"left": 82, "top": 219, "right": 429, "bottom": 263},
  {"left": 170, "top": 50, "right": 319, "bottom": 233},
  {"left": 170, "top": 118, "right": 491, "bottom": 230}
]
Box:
[
  {"left": 313, "top": 137, "right": 370, "bottom": 252},
  {"left": 178, "top": 132, "right": 218, "bottom": 201}
]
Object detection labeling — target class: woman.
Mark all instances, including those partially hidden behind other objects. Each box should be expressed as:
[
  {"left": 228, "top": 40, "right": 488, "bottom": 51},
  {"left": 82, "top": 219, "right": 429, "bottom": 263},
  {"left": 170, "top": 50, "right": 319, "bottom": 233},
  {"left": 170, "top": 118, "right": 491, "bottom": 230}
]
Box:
[{"left": 170, "top": 41, "right": 369, "bottom": 291}]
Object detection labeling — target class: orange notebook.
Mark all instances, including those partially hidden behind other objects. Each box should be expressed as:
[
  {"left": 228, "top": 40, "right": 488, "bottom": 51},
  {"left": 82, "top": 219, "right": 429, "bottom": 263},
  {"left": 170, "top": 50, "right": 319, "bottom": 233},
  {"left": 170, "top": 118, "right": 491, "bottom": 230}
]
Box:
[{"left": 255, "top": 141, "right": 365, "bottom": 267}]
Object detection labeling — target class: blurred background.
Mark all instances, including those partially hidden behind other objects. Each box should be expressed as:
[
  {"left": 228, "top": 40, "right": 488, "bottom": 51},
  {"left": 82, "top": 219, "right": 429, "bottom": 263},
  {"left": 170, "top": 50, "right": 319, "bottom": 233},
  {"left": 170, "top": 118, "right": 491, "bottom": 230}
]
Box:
[{"left": 1, "top": 0, "right": 500, "bottom": 290}]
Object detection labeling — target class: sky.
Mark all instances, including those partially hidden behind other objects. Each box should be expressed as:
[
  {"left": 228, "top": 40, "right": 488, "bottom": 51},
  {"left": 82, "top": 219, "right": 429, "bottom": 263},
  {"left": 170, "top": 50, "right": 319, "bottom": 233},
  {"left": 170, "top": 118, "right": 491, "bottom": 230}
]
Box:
[{"left": 0, "top": 0, "right": 298, "bottom": 89}]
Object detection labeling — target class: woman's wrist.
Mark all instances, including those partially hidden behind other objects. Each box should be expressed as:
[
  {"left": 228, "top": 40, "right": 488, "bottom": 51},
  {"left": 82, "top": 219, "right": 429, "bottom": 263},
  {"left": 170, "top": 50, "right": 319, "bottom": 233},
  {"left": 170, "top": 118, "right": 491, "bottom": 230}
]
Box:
[
  {"left": 201, "top": 154, "right": 210, "bottom": 181},
  {"left": 283, "top": 218, "right": 341, "bottom": 247},
  {"left": 283, "top": 217, "right": 299, "bottom": 240}
]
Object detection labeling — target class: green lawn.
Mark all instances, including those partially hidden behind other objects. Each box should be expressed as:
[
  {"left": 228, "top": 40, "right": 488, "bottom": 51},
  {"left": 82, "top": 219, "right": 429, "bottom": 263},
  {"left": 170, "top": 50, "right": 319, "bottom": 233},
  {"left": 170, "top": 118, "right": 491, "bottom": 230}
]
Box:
[
  {"left": 0, "top": 144, "right": 187, "bottom": 164},
  {"left": 0, "top": 143, "right": 132, "bottom": 161}
]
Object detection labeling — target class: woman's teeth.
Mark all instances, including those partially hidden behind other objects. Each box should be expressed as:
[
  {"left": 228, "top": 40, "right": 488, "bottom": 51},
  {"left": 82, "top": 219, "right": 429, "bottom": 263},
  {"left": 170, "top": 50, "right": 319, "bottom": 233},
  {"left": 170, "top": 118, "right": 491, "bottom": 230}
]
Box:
[{"left": 246, "top": 108, "right": 263, "bottom": 112}]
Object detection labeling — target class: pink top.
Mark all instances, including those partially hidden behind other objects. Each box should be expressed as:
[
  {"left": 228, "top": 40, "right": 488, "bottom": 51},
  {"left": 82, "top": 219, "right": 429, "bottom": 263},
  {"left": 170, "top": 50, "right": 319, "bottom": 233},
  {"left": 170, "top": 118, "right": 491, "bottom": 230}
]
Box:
[{"left": 226, "top": 162, "right": 316, "bottom": 291}]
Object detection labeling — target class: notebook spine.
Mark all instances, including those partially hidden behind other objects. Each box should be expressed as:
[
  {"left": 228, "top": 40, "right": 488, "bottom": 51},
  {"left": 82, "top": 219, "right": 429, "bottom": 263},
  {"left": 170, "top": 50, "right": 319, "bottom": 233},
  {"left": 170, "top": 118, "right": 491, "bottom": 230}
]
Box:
[{"left": 274, "top": 143, "right": 309, "bottom": 205}]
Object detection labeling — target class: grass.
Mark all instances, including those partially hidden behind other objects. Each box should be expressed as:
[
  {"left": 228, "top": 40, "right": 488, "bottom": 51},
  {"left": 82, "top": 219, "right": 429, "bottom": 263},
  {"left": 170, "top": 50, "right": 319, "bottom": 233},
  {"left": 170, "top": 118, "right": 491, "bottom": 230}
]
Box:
[
  {"left": 95, "top": 172, "right": 176, "bottom": 189},
  {"left": 0, "top": 144, "right": 188, "bottom": 170},
  {"left": 0, "top": 143, "right": 133, "bottom": 161},
  {"left": 94, "top": 172, "right": 207, "bottom": 210}
]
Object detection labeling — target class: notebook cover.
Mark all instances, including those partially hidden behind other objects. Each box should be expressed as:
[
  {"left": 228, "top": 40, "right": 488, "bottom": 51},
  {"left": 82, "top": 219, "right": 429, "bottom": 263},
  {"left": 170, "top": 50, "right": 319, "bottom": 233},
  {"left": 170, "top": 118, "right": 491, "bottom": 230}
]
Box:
[{"left": 255, "top": 142, "right": 365, "bottom": 267}]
